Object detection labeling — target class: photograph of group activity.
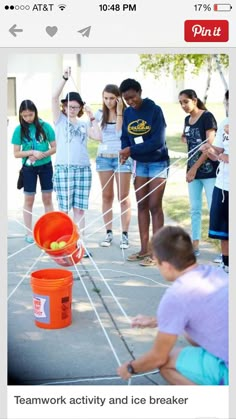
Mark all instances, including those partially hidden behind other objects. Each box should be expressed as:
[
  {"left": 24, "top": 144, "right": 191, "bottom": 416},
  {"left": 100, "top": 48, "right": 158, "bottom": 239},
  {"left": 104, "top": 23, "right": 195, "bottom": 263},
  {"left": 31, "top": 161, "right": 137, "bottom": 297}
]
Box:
[{"left": 7, "top": 53, "right": 229, "bottom": 386}]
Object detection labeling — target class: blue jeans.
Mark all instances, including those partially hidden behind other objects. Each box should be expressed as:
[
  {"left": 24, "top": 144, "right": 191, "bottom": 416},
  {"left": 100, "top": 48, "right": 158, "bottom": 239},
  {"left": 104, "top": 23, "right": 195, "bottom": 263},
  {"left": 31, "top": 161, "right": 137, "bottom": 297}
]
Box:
[{"left": 188, "top": 177, "right": 216, "bottom": 241}]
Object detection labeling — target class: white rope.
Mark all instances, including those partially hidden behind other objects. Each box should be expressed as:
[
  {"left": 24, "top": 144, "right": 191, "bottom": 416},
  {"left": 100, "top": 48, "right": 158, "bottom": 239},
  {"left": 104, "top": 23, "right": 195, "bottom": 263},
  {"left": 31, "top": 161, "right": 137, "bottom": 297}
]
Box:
[
  {"left": 9, "top": 216, "right": 33, "bottom": 234},
  {"left": 72, "top": 256, "right": 122, "bottom": 367},
  {"left": 7, "top": 241, "right": 34, "bottom": 259},
  {"left": 7, "top": 251, "right": 44, "bottom": 301},
  {"left": 41, "top": 369, "right": 160, "bottom": 385},
  {"left": 82, "top": 242, "right": 131, "bottom": 324},
  {"left": 22, "top": 208, "right": 38, "bottom": 218},
  {"left": 84, "top": 139, "right": 209, "bottom": 239},
  {"left": 117, "top": 157, "right": 125, "bottom": 261},
  {"left": 81, "top": 153, "right": 185, "bottom": 235},
  {"left": 66, "top": 93, "right": 71, "bottom": 215}
]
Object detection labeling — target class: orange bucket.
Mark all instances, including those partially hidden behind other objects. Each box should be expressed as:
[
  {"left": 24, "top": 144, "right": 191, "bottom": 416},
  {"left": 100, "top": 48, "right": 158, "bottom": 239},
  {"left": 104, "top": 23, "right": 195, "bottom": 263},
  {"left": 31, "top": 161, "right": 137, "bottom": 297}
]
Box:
[
  {"left": 33, "top": 211, "right": 84, "bottom": 266},
  {"left": 31, "top": 269, "right": 73, "bottom": 329}
]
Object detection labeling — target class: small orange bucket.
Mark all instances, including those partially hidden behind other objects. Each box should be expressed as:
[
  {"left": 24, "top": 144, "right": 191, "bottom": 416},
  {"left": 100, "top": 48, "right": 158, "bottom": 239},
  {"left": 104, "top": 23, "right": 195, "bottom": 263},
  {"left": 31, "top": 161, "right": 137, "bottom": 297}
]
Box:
[
  {"left": 31, "top": 269, "right": 73, "bottom": 329},
  {"left": 33, "top": 211, "right": 84, "bottom": 266}
]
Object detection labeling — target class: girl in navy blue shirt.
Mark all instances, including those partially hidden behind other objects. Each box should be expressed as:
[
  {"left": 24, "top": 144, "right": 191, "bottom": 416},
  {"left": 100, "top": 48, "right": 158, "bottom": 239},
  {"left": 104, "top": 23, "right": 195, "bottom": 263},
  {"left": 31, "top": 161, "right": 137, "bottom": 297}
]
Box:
[
  {"left": 119, "top": 79, "right": 169, "bottom": 266},
  {"left": 179, "top": 89, "right": 218, "bottom": 256}
]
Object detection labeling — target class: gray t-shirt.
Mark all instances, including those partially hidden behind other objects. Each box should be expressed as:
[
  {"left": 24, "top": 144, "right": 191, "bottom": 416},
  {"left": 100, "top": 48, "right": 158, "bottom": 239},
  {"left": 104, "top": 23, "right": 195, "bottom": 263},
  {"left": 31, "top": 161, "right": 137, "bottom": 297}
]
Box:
[
  {"left": 95, "top": 110, "right": 122, "bottom": 155},
  {"left": 157, "top": 265, "right": 228, "bottom": 365},
  {"left": 54, "top": 113, "right": 90, "bottom": 166}
]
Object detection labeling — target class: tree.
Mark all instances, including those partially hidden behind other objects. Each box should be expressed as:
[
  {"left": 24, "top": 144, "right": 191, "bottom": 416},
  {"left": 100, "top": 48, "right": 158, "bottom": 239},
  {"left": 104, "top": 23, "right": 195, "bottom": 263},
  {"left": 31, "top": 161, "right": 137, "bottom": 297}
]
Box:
[{"left": 138, "top": 54, "right": 229, "bottom": 103}]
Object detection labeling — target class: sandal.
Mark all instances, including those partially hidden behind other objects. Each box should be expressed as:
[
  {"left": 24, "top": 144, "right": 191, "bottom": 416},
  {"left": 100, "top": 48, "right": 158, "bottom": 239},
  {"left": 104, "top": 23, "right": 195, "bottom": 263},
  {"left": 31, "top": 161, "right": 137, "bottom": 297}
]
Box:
[
  {"left": 127, "top": 252, "right": 150, "bottom": 262},
  {"left": 139, "top": 256, "right": 156, "bottom": 267}
]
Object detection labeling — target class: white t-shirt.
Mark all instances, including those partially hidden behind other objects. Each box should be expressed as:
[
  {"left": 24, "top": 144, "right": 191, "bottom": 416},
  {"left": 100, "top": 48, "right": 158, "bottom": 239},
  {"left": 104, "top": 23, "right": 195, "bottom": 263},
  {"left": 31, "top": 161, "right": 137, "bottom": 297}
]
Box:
[
  {"left": 54, "top": 113, "right": 90, "bottom": 166},
  {"left": 214, "top": 117, "right": 229, "bottom": 191}
]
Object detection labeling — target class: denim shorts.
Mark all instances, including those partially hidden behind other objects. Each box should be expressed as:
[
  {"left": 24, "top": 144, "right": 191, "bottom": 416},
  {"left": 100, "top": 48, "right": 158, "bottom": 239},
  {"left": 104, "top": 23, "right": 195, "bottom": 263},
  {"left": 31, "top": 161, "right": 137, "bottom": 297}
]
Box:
[
  {"left": 135, "top": 160, "right": 169, "bottom": 178},
  {"left": 176, "top": 346, "right": 228, "bottom": 385},
  {"left": 23, "top": 162, "right": 53, "bottom": 195},
  {"left": 96, "top": 155, "right": 132, "bottom": 173}
]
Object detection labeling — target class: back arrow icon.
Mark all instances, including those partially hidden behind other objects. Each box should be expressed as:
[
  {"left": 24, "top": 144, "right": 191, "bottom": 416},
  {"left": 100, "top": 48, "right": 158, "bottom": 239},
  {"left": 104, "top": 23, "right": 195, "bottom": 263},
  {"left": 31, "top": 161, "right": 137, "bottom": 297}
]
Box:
[{"left": 9, "top": 24, "right": 23, "bottom": 37}]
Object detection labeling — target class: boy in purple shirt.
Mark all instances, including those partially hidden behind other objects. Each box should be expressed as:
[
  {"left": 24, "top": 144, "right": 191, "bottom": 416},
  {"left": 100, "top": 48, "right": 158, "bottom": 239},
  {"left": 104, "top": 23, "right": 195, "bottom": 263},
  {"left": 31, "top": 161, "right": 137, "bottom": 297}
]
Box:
[{"left": 117, "top": 226, "right": 228, "bottom": 385}]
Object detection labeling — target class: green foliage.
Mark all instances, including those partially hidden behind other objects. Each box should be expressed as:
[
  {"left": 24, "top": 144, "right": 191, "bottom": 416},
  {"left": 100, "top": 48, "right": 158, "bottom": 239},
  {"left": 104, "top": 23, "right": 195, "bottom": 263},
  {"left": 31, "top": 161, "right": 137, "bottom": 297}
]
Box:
[{"left": 139, "top": 54, "right": 229, "bottom": 81}]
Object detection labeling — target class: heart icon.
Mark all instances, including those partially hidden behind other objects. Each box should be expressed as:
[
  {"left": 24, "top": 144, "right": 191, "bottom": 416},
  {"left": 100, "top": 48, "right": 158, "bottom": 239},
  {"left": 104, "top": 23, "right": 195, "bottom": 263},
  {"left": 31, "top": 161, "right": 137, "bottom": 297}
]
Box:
[{"left": 46, "top": 26, "right": 58, "bottom": 37}]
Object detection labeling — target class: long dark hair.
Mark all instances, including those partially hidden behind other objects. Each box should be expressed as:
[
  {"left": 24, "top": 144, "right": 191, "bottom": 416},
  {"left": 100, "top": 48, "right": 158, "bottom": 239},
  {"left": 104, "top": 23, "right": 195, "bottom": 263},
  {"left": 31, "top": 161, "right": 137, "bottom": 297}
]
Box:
[
  {"left": 179, "top": 89, "right": 207, "bottom": 111},
  {"left": 19, "top": 100, "right": 46, "bottom": 142},
  {"left": 101, "top": 84, "right": 125, "bottom": 129}
]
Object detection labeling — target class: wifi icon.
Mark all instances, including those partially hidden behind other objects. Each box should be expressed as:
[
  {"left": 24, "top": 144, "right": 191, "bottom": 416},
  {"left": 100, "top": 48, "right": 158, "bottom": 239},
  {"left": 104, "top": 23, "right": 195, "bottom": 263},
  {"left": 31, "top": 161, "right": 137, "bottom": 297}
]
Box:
[{"left": 58, "top": 4, "right": 66, "bottom": 10}]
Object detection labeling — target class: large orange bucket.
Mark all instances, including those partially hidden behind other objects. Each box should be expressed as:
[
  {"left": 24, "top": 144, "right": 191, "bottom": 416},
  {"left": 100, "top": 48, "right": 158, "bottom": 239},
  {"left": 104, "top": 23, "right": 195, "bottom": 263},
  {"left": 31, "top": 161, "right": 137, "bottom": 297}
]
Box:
[
  {"left": 31, "top": 269, "right": 73, "bottom": 329},
  {"left": 33, "top": 211, "right": 84, "bottom": 266}
]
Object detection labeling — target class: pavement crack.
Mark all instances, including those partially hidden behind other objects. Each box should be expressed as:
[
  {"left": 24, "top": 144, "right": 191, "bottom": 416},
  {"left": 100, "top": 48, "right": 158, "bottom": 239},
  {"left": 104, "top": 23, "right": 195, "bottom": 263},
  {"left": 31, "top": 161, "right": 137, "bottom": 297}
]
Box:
[
  {"left": 79, "top": 263, "right": 159, "bottom": 385},
  {"left": 80, "top": 263, "right": 135, "bottom": 359}
]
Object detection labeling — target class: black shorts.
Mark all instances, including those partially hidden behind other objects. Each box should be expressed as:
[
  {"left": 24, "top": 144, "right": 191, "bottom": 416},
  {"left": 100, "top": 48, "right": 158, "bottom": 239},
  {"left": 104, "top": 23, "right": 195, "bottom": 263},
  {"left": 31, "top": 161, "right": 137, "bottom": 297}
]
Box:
[
  {"left": 209, "top": 186, "right": 229, "bottom": 240},
  {"left": 23, "top": 162, "right": 53, "bottom": 195}
]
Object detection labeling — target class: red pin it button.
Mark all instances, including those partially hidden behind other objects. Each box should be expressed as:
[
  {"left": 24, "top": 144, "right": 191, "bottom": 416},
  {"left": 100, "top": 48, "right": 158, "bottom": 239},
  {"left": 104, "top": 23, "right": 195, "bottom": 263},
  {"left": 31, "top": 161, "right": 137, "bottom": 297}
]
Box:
[{"left": 184, "top": 20, "right": 229, "bottom": 42}]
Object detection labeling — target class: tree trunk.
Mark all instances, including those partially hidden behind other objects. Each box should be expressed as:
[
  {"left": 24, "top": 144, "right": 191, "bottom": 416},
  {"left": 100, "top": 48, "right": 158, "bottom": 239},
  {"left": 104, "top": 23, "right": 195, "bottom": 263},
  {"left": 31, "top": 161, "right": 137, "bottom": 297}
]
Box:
[
  {"left": 214, "top": 54, "right": 228, "bottom": 91},
  {"left": 203, "top": 55, "right": 213, "bottom": 104}
]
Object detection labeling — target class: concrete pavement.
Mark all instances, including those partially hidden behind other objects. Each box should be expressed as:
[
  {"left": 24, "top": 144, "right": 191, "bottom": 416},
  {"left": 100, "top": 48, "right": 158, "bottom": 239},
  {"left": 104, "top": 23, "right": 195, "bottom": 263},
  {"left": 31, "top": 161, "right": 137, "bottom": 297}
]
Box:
[{"left": 7, "top": 154, "right": 219, "bottom": 386}]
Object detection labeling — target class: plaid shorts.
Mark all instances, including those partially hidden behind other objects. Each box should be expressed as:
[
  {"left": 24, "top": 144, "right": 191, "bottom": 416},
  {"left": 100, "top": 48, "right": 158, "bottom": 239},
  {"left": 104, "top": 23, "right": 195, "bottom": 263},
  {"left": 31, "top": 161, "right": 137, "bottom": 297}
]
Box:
[{"left": 53, "top": 165, "right": 92, "bottom": 211}]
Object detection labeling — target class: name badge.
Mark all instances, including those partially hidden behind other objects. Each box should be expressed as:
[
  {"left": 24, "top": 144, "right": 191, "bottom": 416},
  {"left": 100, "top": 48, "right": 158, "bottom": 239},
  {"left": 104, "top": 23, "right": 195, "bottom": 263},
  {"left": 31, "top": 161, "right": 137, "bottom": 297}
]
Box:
[
  {"left": 100, "top": 144, "right": 108, "bottom": 151},
  {"left": 134, "top": 136, "right": 143, "bottom": 144}
]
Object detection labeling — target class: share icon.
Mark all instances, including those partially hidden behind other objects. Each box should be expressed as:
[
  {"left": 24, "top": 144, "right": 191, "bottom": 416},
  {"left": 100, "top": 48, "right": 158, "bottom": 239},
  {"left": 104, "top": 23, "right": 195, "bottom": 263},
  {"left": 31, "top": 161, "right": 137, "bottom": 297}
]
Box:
[{"left": 78, "top": 26, "right": 91, "bottom": 38}]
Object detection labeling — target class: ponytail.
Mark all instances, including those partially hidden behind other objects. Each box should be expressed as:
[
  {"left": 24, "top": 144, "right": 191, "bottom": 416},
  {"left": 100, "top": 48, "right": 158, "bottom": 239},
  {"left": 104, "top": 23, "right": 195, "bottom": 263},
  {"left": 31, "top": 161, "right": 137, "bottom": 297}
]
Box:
[{"left": 196, "top": 98, "right": 207, "bottom": 110}]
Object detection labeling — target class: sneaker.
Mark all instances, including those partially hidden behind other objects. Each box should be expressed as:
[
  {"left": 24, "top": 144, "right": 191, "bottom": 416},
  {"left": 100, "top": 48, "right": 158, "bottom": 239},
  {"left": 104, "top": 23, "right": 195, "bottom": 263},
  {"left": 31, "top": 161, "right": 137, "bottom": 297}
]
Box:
[
  {"left": 100, "top": 232, "right": 113, "bottom": 247},
  {"left": 223, "top": 265, "right": 229, "bottom": 274},
  {"left": 25, "top": 235, "right": 34, "bottom": 244},
  {"left": 213, "top": 254, "right": 222, "bottom": 264},
  {"left": 219, "top": 262, "right": 229, "bottom": 274},
  {"left": 120, "top": 233, "right": 129, "bottom": 249},
  {"left": 194, "top": 249, "right": 200, "bottom": 257},
  {"left": 83, "top": 250, "right": 93, "bottom": 259}
]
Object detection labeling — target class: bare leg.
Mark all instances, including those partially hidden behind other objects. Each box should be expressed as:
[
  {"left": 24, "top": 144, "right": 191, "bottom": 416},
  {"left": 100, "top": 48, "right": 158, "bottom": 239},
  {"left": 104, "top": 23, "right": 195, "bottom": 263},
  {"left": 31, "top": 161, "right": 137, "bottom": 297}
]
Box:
[
  {"left": 160, "top": 348, "right": 196, "bottom": 385},
  {"left": 149, "top": 177, "right": 166, "bottom": 235},
  {"left": 73, "top": 208, "right": 85, "bottom": 234},
  {"left": 98, "top": 171, "right": 114, "bottom": 232},
  {"left": 135, "top": 176, "right": 150, "bottom": 255},
  {"left": 192, "top": 239, "right": 199, "bottom": 251},
  {"left": 23, "top": 194, "right": 35, "bottom": 237},
  {"left": 42, "top": 192, "right": 54, "bottom": 213},
  {"left": 115, "top": 172, "right": 131, "bottom": 232},
  {"left": 221, "top": 240, "right": 228, "bottom": 256}
]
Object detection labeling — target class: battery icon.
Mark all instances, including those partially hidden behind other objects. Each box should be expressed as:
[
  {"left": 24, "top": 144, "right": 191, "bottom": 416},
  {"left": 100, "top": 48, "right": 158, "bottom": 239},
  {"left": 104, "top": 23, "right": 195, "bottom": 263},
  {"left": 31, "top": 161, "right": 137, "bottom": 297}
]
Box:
[{"left": 214, "top": 4, "right": 232, "bottom": 11}]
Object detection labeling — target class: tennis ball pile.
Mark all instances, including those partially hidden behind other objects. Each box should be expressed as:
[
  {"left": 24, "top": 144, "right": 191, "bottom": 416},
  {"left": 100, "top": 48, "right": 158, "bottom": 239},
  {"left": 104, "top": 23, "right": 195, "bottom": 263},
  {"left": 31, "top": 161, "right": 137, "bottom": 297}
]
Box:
[{"left": 50, "top": 241, "right": 67, "bottom": 250}]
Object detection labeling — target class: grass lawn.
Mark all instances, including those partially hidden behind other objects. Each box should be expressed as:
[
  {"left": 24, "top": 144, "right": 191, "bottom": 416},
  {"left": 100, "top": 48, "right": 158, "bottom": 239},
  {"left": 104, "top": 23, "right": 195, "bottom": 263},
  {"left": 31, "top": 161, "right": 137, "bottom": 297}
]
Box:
[{"left": 164, "top": 183, "right": 219, "bottom": 250}]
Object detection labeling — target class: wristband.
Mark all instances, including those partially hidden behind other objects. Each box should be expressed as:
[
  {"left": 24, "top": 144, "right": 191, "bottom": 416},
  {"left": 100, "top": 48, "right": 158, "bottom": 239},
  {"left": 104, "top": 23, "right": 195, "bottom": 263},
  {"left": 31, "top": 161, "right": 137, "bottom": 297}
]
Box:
[
  {"left": 117, "top": 114, "right": 122, "bottom": 116},
  {"left": 127, "top": 361, "right": 137, "bottom": 375},
  {"left": 62, "top": 75, "right": 68, "bottom": 81}
]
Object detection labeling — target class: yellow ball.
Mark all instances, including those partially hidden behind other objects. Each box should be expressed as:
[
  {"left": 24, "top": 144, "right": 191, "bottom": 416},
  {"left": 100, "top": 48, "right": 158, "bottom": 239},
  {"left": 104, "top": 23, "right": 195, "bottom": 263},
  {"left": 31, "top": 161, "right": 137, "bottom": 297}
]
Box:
[
  {"left": 58, "top": 241, "right": 67, "bottom": 249},
  {"left": 50, "top": 241, "right": 59, "bottom": 250}
]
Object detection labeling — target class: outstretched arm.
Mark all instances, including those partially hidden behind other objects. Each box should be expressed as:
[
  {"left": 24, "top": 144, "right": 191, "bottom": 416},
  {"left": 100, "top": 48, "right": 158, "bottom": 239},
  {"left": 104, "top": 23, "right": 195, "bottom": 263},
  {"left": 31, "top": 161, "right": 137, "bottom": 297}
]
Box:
[
  {"left": 117, "top": 332, "right": 177, "bottom": 380},
  {"left": 52, "top": 67, "right": 71, "bottom": 123},
  {"left": 132, "top": 314, "right": 157, "bottom": 329}
]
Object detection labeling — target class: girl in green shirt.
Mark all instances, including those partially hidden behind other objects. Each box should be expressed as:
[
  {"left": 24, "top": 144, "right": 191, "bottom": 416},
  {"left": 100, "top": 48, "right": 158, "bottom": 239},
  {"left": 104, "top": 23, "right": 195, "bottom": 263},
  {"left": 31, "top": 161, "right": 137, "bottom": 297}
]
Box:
[{"left": 12, "top": 100, "right": 56, "bottom": 243}]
